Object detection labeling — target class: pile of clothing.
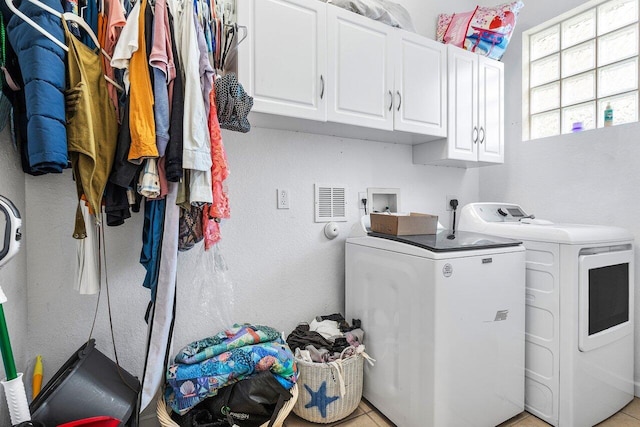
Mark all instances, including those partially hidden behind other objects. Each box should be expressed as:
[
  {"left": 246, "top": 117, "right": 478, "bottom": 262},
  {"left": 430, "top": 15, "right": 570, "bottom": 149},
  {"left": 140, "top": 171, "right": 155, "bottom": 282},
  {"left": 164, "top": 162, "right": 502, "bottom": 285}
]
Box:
[
  {"left": 286, "top": 314, "right": 364, "bottom": 363},
  {"left": 165, "top": 324, "right": 298, "bottom": 420}
]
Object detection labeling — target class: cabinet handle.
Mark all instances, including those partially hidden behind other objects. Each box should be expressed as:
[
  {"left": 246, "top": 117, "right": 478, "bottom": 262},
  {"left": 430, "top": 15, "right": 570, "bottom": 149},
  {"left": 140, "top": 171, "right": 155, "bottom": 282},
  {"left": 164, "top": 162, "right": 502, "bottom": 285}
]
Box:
[
  {"left": 388, "top": 90, "right": 393, "bottom": 111},
  {"left": 472, "top": 127, "right": 478, "bottom": 144},
  {"left": 396, "top": 91, "right": 402, "bottom": 111},
  {"left": 320, "top": 75, "right": 325, "bottom": 100},
  {"left": 479, "top": 127, "right": 485, "bottom": 144}
]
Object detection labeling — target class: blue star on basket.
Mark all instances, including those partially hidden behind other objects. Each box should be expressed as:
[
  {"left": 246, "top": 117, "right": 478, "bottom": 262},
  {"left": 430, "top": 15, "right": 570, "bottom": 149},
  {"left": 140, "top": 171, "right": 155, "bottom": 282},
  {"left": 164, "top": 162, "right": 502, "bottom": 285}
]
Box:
[{"left": 304, "top": 381, "right": 340, "bottom": 418}]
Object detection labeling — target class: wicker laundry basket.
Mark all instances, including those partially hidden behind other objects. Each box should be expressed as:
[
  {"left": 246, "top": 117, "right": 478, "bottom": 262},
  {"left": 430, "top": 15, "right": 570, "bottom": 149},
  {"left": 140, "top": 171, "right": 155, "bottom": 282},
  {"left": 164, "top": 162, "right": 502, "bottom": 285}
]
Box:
[
  {"left": 293, "top": 354, "right": 364, "bottom": 424},
  {"left": 156, "top": 383, "right": 299, "bottom": 427}
]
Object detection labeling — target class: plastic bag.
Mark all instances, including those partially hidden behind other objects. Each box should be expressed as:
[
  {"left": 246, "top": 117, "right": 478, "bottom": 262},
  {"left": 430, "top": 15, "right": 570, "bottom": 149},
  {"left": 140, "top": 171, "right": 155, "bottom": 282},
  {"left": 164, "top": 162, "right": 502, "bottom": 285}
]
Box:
[
  {"left": 175, "top": 242, "right": 235, "bottom": 345},
  {"left": 326, "top": 0, "right": 415, "bottom": 31}
]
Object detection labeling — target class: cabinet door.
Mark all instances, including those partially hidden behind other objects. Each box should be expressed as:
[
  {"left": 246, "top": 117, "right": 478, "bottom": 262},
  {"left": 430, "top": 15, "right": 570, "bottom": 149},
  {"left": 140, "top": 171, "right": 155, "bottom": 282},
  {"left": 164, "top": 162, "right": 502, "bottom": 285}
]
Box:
[
  {"left": 238, "top": 0, "right": 326, "bottom": 121},
  {"left": 478, "top": 57, "right": 504, "bottom": 163},
  {"left": 447, "top": 46, "right": 478, "bottom": 162},
  {"left": 326, "top": 5, "right": 393, "bottom": 130},
  {"left": 393, "top": 30, "right": 447, "bottom": 136}
]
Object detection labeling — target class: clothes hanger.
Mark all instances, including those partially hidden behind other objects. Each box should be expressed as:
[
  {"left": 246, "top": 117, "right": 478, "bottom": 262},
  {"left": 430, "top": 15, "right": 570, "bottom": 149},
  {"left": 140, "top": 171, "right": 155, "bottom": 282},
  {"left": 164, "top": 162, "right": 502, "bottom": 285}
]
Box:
[
  {"left": 63, "top": 12, "right": 101, "bottom": 48},
  {"left": 21, "top": 0, "right": 101, "bottom": 51},
  {"left": 25, "top": 0, "right": 125, "bottom": 92},
  {"left": 3, "top": 0, "right": 68, "bottom": 51},
  {"left": 65, "top": 14, "right": 125, "bottom": 91}
]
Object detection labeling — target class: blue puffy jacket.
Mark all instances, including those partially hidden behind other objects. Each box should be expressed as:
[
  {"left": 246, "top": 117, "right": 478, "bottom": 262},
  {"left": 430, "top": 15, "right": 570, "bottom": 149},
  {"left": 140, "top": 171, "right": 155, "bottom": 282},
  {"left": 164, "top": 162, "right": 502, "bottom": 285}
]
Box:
[{"left": 7, "top": 0, "right": 67, "bottom": 174}]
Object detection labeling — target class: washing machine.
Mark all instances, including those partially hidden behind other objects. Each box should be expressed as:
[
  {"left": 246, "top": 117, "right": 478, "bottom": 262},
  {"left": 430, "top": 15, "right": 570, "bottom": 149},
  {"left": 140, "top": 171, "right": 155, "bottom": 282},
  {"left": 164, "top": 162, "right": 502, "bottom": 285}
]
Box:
[
  {"left": 345, "top": 225, "right": 526, "bottom": 427},
  {"left": 459, "top": 202, "right": 635, "bottom": 427}
]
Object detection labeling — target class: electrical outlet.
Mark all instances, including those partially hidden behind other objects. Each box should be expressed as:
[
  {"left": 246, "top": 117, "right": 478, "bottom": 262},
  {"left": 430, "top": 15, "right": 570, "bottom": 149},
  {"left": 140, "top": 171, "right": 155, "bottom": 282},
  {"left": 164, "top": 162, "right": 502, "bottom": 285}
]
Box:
[
  {"left": 446, "top": 195, "right": 458, "bottom": 211},
  {"left": 358, "top": 192, "right": 367, "bottom": 210},
  {"left": 277, "top": 189, "right": 290, "bottom": 209}
]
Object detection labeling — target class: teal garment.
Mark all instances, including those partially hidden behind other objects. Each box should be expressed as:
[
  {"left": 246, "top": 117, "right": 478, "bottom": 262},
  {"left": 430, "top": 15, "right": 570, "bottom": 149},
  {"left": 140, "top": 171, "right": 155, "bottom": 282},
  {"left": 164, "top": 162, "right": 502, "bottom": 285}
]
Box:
[
  {"left": 82, "top": 0, "right": 97, "bottom": 49},
  {"left": 140, "top": 198, "right": 166, "bottom": 302}
]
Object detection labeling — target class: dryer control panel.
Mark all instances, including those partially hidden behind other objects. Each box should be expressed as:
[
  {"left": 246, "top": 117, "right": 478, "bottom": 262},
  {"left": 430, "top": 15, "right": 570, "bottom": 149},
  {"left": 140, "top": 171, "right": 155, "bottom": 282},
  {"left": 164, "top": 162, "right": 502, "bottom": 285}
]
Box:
[{"left": 462, "top": 203, "right": 532, "bottom": 223}]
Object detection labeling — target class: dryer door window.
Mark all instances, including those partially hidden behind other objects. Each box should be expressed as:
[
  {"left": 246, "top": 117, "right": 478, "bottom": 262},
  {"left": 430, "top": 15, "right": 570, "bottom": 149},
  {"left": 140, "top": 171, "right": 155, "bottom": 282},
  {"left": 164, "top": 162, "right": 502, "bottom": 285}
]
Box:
[
  {"left": 589, "top": 263, "right": 629, "bottom": 335},
  {"left": 579, "top": 249, "right": 634, "bottom": 352}
]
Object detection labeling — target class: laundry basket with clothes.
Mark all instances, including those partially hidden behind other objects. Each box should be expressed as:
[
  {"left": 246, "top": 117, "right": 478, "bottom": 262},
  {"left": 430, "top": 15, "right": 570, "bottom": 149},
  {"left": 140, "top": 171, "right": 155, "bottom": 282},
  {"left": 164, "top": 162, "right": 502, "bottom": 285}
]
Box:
[
  {"left": 160, "top": 324, "right": 298, "bottom": 427},
  {"left": 286, "top": 314, "right": 374, "bottom": 424}
]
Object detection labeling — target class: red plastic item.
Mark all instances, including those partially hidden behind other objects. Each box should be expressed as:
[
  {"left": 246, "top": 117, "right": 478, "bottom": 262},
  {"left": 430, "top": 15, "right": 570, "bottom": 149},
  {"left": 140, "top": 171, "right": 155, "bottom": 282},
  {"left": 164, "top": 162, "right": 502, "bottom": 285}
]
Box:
[{"left": 57, "top": 416, "right": 121, "bottom": 427}]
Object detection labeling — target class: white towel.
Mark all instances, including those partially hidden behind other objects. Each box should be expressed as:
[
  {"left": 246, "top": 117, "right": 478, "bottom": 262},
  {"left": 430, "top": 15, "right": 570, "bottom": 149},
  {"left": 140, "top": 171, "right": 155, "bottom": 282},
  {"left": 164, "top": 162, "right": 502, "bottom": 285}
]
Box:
[
  {"left": 74, "top": 202, "right": 100, "bottom": 295},
  {"left": 140, "top": 182, "right": 179, "bottom": 410}
]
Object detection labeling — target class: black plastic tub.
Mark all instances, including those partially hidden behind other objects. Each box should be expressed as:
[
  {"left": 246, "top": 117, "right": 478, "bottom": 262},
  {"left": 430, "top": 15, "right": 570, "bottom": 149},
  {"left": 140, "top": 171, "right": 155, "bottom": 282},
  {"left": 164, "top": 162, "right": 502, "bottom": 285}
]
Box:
[{"left": 30, "top": 339, "right": 140, "bottom": 426}]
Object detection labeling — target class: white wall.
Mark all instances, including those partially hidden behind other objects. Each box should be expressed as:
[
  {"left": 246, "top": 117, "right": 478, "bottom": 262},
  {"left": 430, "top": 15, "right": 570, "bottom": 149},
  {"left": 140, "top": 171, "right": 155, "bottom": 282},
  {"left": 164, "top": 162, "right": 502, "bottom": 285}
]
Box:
[
  {"left": 0, "top": 132, "right": 28, "bottom": 424},
  {"left": 479, "top": 0, "right": 640, "bottom": 393}
]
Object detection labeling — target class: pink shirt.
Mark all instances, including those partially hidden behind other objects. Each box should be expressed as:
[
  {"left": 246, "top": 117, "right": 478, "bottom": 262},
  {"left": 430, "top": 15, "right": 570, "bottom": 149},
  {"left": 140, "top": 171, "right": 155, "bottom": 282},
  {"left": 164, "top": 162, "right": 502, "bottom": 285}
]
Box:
[
  {"left": 149, "top": 0, "right": 176, "bottom": 83},
  {"left": 101, "top": 0, "right": 126, "bottom": 118}
]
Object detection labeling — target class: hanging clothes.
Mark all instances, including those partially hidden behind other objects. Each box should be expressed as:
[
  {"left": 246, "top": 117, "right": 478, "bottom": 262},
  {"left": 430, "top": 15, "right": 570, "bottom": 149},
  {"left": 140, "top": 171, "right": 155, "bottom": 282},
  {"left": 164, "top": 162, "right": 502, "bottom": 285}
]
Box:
[
  {"left": 107, "top": 1, "right": 143, "bottom": 228},
  {"left": 63, "top": 18, "right": 118, "bottom": 237},
  {"left": 203, "top": 85, "right": 229, "bottom": 249},
  {"left": 164, "top": 8, "right": 184, "bottom": 182},
  {"left": 98, "top": 0, "right": 126, "bottom": 117},
  {"left": 127, "top": 0, "right": 157, "bottom": 163},
  {"left": 7, "top": 0, "right": 68, "bottom": 175},
  {"left": 140, "top": 197, "right": 166, "bottom": 301},
  {"left": 156, "top": 156, "right": 169, "bottom": 198},
  {"left": 110, "top": 0, "right": 140, "bottom": 90},
  {"left": 138, "top": 158, "right": 161, "bottom": 198},
  {"left": 108, "top": 94, "right": 141, "bottom": 187},
  {"left": 149, "top": 0, "right": 175, "bottom": 157},
  {"left": 172, "top": 0, "right": 212, "bottom": 203},
  {"left": 196, "top": 12, "right": 214, "bottom": 119},
  {"left": 82, "top": 0, "right": 98, "bottom": 49},
  {"left": 104, "top": 180, "right": 132, "bottom": 226}
]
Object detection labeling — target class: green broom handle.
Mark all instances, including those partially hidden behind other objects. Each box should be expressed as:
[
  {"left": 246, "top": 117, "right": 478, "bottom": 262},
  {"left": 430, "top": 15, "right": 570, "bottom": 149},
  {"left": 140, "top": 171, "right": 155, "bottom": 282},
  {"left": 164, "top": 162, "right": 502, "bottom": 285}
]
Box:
[{"left": 0, "top": 305, "right": 17, "bottom": 381}]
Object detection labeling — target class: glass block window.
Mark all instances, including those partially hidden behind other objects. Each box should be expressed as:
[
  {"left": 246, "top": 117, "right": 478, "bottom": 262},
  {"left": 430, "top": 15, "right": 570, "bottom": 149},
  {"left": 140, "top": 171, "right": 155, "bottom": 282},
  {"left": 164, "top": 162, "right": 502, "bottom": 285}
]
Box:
[{"left": 524, "top": 0, "right": 639, "bottom": 140}]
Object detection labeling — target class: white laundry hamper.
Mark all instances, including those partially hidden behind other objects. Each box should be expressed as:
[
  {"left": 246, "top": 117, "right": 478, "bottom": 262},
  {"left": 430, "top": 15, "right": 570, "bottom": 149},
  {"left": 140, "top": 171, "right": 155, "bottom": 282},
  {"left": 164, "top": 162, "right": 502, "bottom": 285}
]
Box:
[{"left": 293, "top": 352, "right": 365, "bottom": 424}]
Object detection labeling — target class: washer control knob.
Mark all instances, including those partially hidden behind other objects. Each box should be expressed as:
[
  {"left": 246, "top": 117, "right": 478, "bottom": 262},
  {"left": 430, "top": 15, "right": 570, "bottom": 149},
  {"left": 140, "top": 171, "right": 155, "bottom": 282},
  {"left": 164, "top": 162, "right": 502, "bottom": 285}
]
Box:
[{"left": 497, "top": 208, "right": 508, "bottom": 217}]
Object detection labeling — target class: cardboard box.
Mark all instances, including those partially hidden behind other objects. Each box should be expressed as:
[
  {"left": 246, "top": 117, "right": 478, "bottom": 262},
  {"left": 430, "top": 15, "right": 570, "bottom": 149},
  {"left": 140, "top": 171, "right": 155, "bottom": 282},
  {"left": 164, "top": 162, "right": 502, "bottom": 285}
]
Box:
[{"left": 370, "top": 212, "right": 438, "bottom": 236}]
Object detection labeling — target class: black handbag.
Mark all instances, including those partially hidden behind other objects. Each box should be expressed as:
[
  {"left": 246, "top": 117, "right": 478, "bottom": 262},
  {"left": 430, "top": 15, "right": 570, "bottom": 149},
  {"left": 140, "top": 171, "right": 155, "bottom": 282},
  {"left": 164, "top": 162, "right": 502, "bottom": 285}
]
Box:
[{"left": 172, "top": 371, "right": 293, "bottom": 427}]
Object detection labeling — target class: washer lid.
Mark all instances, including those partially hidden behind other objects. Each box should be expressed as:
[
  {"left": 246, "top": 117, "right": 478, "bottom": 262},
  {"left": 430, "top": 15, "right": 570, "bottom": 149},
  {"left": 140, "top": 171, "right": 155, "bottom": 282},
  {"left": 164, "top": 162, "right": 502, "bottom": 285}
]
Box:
[{"left": 368, "top": 230, "right": 522, "bottom": 252}]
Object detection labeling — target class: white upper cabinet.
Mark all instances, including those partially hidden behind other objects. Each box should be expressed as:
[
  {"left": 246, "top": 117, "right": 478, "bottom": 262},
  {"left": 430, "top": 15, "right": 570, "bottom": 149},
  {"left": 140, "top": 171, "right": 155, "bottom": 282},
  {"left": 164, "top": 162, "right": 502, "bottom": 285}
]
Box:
[
  {"left": 478, "top": 57, "right": 504, "bottom": 163},
  {"left": 447, "top": 46, "right": 479, "bottom": 162},
  {"left": 238, "top": 0, "right": 506, "bottom": 151},
  {"left": 238, "top": 0, "right": 327, "bottom": 121},
  {"left": 326, "top": 5, "right": 394, "bottom": 130},
  {"left": 394, "top": 29, "right": 447, "bottom": 137},
  {"left": 326, "top": 5, "right": 447, "bottom": 136},
  {"left": 413, "top": 45, "right": 504, "bottom": 167}
]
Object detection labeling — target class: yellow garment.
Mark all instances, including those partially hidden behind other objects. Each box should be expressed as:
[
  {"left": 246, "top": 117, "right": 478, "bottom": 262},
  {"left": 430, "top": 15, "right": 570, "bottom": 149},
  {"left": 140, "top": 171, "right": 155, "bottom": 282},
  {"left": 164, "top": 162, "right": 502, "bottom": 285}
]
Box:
[
  {"left": 63, "top": 20, "right": 118, "bottom": 238},
  {"left": 128, "top": 0, "right": 158, "bottom": 163}
]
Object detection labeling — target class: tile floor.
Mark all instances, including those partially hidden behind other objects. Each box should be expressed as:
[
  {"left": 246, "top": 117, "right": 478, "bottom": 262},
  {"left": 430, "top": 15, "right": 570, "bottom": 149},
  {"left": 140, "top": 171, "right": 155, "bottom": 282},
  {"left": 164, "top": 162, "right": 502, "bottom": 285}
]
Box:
[
  {"left": 284, "top": 398, "right": 394, "bottom": 426},
  {"left": 283, "top": 397, "right": 640, "bottom": 427}
]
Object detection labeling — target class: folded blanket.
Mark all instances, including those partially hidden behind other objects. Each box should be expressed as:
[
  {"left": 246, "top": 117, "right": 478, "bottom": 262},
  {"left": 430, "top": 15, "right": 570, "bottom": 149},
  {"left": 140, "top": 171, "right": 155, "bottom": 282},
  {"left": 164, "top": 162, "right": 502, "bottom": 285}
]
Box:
[{"left": 174, "top": 324, "right": 282, "bottom": 364}]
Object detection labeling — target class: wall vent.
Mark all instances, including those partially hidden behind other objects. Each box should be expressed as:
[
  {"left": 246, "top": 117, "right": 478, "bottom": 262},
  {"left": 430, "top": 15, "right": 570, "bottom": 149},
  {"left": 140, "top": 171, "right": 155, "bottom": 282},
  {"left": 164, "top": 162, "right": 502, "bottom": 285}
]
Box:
[{"left": 315, "top": 184, "right": 347, "bottom": 222}]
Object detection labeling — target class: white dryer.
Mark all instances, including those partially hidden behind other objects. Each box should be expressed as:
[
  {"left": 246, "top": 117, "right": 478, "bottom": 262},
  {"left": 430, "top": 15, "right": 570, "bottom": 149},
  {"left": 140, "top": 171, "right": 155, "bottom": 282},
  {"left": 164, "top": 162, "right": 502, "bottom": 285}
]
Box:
[
  {"left": 345, "top": 227, "right": 525, "bottom": 427},
  {"left": 459, "top": 202, "right": 635, "bottom": 427}
]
